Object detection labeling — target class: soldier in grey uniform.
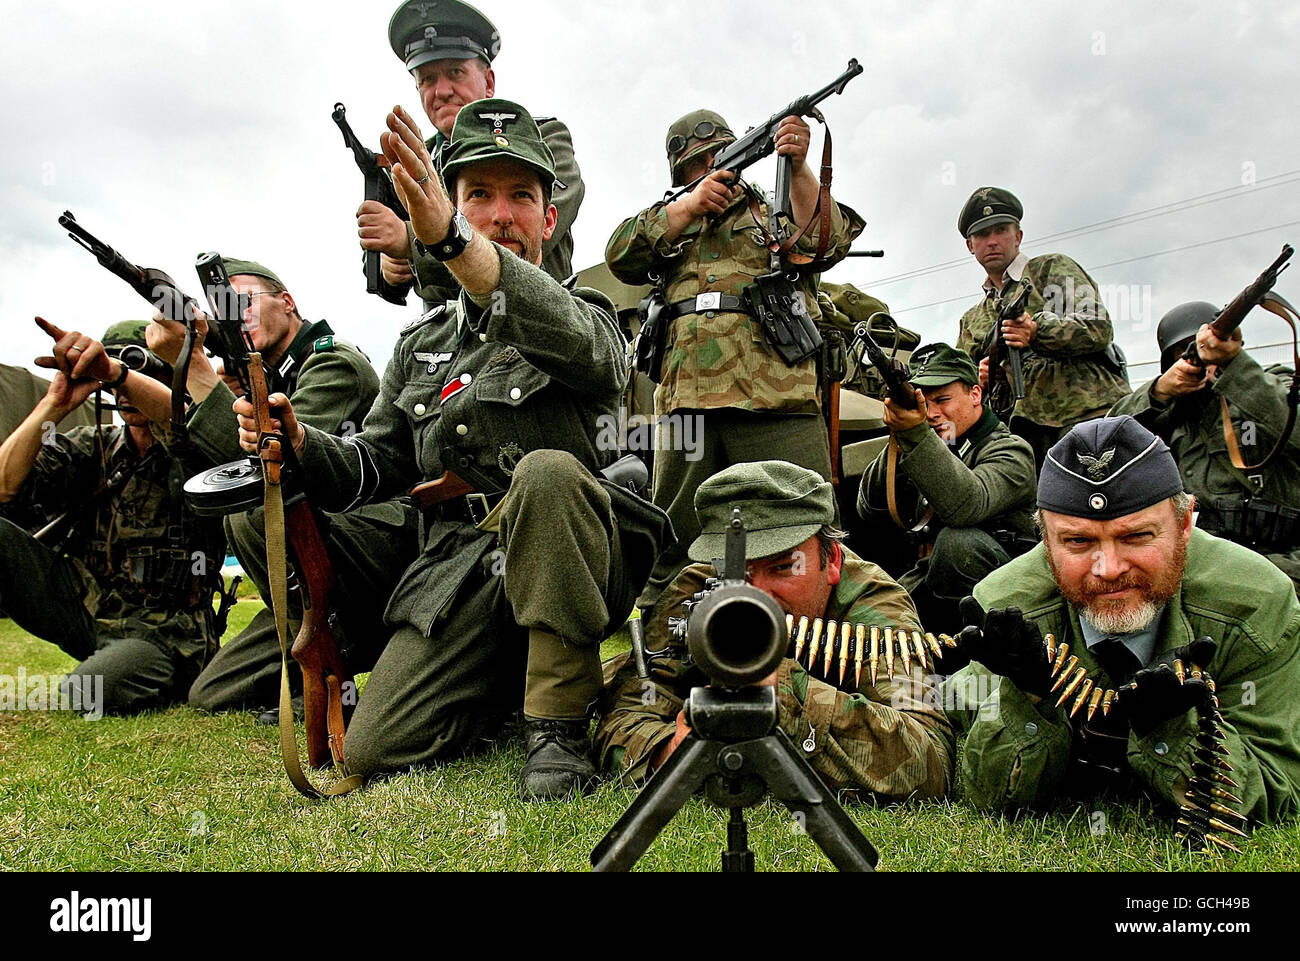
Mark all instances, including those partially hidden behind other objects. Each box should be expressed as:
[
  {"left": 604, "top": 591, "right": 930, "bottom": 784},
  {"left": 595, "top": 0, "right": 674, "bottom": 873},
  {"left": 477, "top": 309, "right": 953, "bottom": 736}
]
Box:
[
  {"left": 1111, "top": 301, "right": 1300, "bottom": 593},
  {"left": 126, "top": 261, "right": 415, "bottom": 718},
  {"left": 858, "top": 344, "right": 1037, "bottom": 643},
  {"left": 236, "top": 100, "right": 668, "bottom": 799},
  {"left": 357, "top": 0, "right": 584, "bottom": 308},
  {"left": 0, "top": 321, "right": 226, "bottom": 714}
]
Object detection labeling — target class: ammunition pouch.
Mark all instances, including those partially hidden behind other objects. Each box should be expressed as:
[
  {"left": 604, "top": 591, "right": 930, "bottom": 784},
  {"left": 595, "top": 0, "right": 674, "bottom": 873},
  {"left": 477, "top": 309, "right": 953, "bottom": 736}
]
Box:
[
  {"left": 632, "top": 289, "right": 669, "bottom": 384},
  {"left": 1198, "top": 494, "right": 1299, "bottom": 553},
  {"left": 743, "top": 271, "right": 823, "bottom": 366},
  {"left": 821, "top": 327, "right": 847, "bottom": 384},
  {"left": 1068, "top": 720, "right": 1132, "bottom": 797}
]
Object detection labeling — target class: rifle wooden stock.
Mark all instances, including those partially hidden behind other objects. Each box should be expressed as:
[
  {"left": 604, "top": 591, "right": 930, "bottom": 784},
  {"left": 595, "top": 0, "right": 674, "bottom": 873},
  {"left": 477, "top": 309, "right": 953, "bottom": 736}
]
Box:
[
  {"left": 285, "top": 498, "right": 350, "bottom": 769},
  {"left": 1184, "top": 244, "right": 1294, "bottom": 368},
  {"left": 409, "top": 470, "right": 476, "bottom": 511}
]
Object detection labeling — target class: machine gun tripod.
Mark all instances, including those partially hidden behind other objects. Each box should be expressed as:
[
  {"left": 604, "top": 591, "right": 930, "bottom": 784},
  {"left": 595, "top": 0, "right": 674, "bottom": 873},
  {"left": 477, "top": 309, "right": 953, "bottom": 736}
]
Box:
[{"left": 591, "top": 510, "right": 878, "bottom": 872}]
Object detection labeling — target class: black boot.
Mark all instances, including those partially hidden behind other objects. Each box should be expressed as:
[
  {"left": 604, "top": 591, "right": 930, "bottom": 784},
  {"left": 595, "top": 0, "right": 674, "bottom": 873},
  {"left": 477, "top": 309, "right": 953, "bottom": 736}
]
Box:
[{"left": 519, "top": 716, "right": 596, "bottom": 801}]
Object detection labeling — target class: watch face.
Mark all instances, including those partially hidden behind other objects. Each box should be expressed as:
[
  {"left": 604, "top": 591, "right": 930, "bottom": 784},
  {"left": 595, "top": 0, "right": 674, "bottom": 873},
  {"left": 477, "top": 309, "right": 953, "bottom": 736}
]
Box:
[{"left": 434, "top": 211, "right": 472, "bottom": 261}]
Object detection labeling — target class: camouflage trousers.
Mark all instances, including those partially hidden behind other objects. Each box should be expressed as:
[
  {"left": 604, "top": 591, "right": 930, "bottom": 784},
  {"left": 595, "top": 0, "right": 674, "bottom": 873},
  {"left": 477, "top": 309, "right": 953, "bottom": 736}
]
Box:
[
  {"left": 0, "top": 517, "right": 195, "bottom": 715},
  {"left": 342, "top": 449, "right": 664, "bottom": 781},
  {"left": 188, "top": 499, "right": 417, "bottom": 713},
  {"left": 640, "top": 408, "right": 832, "bottom": 609}
]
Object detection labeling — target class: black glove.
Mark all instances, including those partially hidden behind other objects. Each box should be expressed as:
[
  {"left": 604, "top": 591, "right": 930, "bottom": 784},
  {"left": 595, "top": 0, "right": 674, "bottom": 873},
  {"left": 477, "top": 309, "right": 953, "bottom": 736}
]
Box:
[
  {"left": 957, "top": 597, "right": 1052, "bottom": 698},
  {"left": 1120, "top": 636, "right": 1218, "bottom": 735}
]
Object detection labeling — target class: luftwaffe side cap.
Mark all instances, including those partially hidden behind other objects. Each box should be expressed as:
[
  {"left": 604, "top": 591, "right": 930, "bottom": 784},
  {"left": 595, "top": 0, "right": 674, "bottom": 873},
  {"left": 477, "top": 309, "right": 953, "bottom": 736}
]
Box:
[
  {"left": 102, "top": 321, "right": 149, "bottom": 349},
  {"left": 442, "top": 98, "right": 556, "bottom": 187},
  {"left": 908, "top": 342, "right": 980, "bottom": 388},
  {"left": 1038, "top": 416, "right": 1184, "bottom": 520},
  {"left": 958, "top": 186, "right": 1023, "bottom": 238},
  {"left": 689, "top": 461, "right": 835, "bottom": 563},
  {"left": 389, "top": 0, "right": 501, "bottom": 71},
  {"left": 222, "top": 259, "right": 285, "bottom": 289}
]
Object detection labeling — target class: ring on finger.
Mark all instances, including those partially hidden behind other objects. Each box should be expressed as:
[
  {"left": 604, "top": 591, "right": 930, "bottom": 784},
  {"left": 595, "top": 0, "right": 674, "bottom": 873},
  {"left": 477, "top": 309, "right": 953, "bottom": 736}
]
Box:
[{"left": 416, "top": 172, "right": 431, "bottom": 185}]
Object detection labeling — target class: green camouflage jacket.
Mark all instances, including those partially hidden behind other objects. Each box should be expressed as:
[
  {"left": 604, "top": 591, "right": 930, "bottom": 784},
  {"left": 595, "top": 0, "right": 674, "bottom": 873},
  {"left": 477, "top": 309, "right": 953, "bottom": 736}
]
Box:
[
  {"left": 293, "top": 249, "right": 625, "bottom": 635},
  {"left": 1, "top": 425, "right": 226, "bottom": 672},
  {"left": 605, "top": 184, "right": 864, "bottom": 415},
  {"left": 858, "top": 407, "right": 1037, "bottom": 542},
  {"left": 1110, "top": 351, "right": 1300, "bottom": 586},
  {"left": 389, "top": 117, "right": 585, "bottom": 308},
  {"left": 944, "top": 530, "right": 1300, "bottom": 824},
  {"left": 957, "top": 252, "right": 1130, "bottom": 428},
  {"left": 595, "top": 551, "right": 954, "bottom": 798}
]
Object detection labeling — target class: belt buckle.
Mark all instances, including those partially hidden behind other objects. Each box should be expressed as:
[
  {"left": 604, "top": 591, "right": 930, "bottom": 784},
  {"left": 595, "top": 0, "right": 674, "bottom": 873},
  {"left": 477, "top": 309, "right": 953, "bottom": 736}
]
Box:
[
  {"left": 466, "top": 492, "right": 492, "bottom": 526},
  {"left": 696, "top": 292, "right": 722, "bottom": 312}
]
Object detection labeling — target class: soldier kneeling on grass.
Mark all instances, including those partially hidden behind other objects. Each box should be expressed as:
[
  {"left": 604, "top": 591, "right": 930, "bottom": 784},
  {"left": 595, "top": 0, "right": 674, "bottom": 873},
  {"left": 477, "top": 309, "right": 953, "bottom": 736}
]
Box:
[{"left": 596, "top": 460, "right": 954, "bottom": 799}]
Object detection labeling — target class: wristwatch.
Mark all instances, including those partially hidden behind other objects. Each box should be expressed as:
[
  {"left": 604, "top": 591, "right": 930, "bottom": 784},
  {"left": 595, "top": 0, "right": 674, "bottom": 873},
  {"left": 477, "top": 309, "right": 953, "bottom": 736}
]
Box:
[
  {"left": 430, "top": 210, "right": 474, "bottom": 262},
  {"left": 99, "top": 361, "right": 129, "bottom": 391}
]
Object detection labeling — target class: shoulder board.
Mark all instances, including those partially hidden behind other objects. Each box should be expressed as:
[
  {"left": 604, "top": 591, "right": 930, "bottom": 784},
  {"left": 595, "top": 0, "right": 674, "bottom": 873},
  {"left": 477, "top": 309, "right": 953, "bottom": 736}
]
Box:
[
  {"left": 313, "top": 335, "right": 335, "bottom": 352},
  {"left": 562, "top": 273, "right": 579, "bottom": 291},
  {"left": 401, "top": 304, "right": 448, "bottom": 337}
]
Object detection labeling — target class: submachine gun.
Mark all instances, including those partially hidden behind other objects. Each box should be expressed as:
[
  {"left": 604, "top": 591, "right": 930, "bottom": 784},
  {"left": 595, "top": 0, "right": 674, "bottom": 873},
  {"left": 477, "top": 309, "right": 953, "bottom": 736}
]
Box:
[
  {"left": 591, "top": 510, "right": 879, "bottom": 873},
  {"left": 333, "top": 102, "right": 410, "bottom": 306},
  {"left": 183, "top": 253, "right": 359, "bottom": 798},
  {"left": 985, "top": 279, "right": 1030, "bottom": 422}
]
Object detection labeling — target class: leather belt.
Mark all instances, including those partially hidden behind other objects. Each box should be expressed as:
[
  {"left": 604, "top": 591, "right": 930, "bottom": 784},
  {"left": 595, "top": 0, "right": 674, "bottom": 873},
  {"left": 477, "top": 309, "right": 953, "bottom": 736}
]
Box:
[
  {"left": 436, "top": 490, "right": 506, "bottom": 527},
  {"left": 665, "top": 292, "right": 747, "bottom": 319}
]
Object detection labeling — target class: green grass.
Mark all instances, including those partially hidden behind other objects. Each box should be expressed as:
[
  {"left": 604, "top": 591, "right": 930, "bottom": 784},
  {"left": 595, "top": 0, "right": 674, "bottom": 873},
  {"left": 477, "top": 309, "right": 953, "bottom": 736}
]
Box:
[{"left": 1, "top": 602, "right": 1295, "bottom": 871}]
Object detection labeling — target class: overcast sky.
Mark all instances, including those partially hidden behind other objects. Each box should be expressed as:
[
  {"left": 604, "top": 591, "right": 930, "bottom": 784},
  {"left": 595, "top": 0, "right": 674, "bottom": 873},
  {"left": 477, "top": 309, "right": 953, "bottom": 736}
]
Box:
[{"left": 3, "top": 0, "right": 1298, "bottom": 388}]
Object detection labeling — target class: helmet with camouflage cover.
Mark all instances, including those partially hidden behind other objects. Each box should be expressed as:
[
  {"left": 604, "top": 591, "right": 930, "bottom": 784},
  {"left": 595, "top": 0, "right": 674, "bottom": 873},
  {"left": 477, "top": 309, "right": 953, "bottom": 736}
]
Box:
[
  {"left": 666, "top": 109, "right": 735, "bottom": 186},
  {"left": 1156, "top": 301, "right": 1219, "bottom": 371},
  {"left": 102, "top": 321, "right": 149, "bottom": 350}
]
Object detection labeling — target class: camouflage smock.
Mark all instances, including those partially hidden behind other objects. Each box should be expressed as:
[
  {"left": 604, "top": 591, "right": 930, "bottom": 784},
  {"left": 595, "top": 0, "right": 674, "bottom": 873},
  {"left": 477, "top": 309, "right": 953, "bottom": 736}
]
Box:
[
  {"left": 944, "top": 530, "right": 1300, "bottom": 824},
  {"left": 957, "top": 252, "right": 1129, "bottom": 428},
  {"left": 605, "top": 184, "right": 864, "bottom": 415},
  {"left": 1, "top": 425, "right": 226, "bottom": 674},
  {"left": 595, "top": 550, "right": 954, "bottom": 799},
  {"left": 1110, "top": 350, "right": 1300, "bottom": 589}
]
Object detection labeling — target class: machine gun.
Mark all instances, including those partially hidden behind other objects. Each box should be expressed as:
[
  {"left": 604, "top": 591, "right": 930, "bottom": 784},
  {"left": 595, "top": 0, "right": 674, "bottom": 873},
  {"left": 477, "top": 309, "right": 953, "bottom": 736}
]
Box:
[
  {"left": 985, "top": 279, "right": 1031, "bottom": 422},
  {"left": 184, "top": 252, "right": 358, "bottom": 798},
  {"left": 592, "top": 510, "right": 879, "bottom": 872},
  {"left": 333, "top": 102, "right": 410, "bottom": 306},
  {"left": 1182, "top": 243, "right": 1294, "bottom": 370}
]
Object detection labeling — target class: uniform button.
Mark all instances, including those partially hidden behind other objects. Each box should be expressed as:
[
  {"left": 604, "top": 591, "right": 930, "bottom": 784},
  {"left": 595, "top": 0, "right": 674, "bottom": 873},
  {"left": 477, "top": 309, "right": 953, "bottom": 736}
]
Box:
[
  {"left": 707, "top": 274, "right": 716, "bottom": 283},
  {"left": 460, "top": 373, "right": 473, "bottom": 386},
  {"left": 710, "top": 252, "right": 719, "bottom": 260},
  {"left": 1024, "top": 722, "right": 1038, "bottom": 736},
  {"left": 413, "top": 403, "right": 427, "bottom": 416},
  {"left": 479, "top": 333, "right": 488, "bottom": 342},
  {"left": 1154, "top": 742, "right": 1169, "bottom": 756},
  {"left": 705, "top": 311, "right": 715, "bottom": 319},
  {"left": 509, "top": 387, "right": 522, "bottom": 400},
  {"left": 456, "top": 424, "right": 468, "bottom": 436}
]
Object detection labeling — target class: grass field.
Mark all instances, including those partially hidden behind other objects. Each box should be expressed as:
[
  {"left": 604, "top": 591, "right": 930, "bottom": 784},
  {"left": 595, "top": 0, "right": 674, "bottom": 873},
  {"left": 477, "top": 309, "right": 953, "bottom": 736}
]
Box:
[{"left": 1, "top": 600, "right": 1295, "bottom": 872}]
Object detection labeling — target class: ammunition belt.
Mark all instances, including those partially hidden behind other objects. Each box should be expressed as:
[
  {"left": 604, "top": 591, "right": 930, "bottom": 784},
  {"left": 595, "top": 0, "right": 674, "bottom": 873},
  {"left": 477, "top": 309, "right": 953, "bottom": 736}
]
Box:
[
  {"left": 665, "top": 293, "right": 748, "bottom": 319},
  {"left": 785, "top": 615, "right": 958, "bottom": 690}
]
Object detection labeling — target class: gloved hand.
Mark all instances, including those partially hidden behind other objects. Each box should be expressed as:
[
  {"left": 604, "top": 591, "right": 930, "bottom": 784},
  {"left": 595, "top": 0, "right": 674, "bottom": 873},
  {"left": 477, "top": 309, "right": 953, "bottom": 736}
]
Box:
[
  {"left": 957, "top": 597, "right": 1052, "bottom": 698},
  {"left": 1120, "top": 636, "right": 1218, "bottom": 735}
]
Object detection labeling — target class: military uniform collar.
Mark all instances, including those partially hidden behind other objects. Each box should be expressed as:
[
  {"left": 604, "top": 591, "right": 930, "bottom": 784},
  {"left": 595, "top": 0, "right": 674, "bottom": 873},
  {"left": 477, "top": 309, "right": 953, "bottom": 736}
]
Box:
[
  {"left": 982, "top": 250, "right": 1030, "bottom": 296},
  {"left": 1078, "top": 603, "right": 1168, "bottom": 669},
  {"left": 276, "top": 319, "right": 335, "bottom": 384},
  {"left": 955, "top": 407, "right": 1002, "bottom": 457}
]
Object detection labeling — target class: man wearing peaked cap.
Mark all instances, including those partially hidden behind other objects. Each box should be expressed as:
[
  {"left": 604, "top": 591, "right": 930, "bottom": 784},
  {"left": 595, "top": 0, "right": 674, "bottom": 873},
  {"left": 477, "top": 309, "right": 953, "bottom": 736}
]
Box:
[
  {"left": 944, "top": 415, "right": 1300, "bottom": 825},
  {"left": 955, "top": 186, "right": 1129, "bottom": 469},
  {"left": 857, "top": 343, "right": 1037, "bottom": 644},
  {"left": 235, "top": 99, "right": 669, "bottom": 801},
  {"left": 596, "top": 461, "right": 954, "bottom": 798},
  {"left": 1111, "top": 300, "right": 1300, "bottom": 595},
  {"left": 0, "top": 320, "right": 227, "bottom": 714},
  {"left": 358, "top": 0, "right": 585, "bottom": 309}
]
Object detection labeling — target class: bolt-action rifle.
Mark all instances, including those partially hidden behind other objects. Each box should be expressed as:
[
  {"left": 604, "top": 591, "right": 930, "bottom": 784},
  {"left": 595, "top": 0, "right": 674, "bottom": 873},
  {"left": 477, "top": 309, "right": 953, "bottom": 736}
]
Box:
[
  {"left": 333, "top": 102, "right": 410, "bottom": 306},
  {"left": 1182, "top": 243, "right": 1293, "bottom": 369}
]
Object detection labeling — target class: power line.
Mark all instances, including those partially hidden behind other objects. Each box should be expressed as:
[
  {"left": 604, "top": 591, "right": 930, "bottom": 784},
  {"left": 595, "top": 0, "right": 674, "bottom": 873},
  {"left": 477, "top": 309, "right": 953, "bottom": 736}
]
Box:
[
  {"left": 868, "top": 170, "right": 1300, "bottom": 288},
  {"left": 893, "top": 221, "right": 1300, "bottom": 314}
]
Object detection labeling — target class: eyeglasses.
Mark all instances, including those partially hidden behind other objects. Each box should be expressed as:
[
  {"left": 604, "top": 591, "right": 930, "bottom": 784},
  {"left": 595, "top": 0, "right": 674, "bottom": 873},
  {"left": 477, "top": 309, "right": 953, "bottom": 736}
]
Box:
[
  {"left": 246, "top": 290, "right": 283, "bottom": 301},
  {"left": 667, "top": 121, "right": 732, "bottom": 157}
]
